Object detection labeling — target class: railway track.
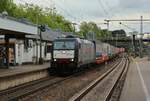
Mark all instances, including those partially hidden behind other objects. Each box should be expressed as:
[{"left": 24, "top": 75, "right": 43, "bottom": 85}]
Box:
[
  {"left": 105, "top": 57, "right": 129, "bottom": 101},
  {"left": 69, "top": 56, "right": 129, "bottom": 101},
  {"left": 0, "top": 57, "right": 122, "bottom": 101},
  {"left": 0, "top": 74, "right": 77, "bottom": 101}
]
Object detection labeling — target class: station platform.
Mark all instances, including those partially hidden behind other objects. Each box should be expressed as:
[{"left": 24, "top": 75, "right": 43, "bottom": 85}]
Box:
[
  {"left": 0, "top": 63, "right": 50, "bottom": 91},
  {"left": 0, "top": 63, "right": 50, "bottom": 78},
  {"left": 120, "top": 57, "right": 150, "bottom": 101}
]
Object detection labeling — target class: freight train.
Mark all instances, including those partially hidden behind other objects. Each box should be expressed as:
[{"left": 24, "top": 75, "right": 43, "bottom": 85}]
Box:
[{"left": 51, "top": 36, "right": 124, "bottom": 73}]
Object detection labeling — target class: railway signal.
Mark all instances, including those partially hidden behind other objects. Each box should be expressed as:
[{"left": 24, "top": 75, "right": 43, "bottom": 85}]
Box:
[{"left": 39, "top": 25, "right": 46, "bottom": 32}]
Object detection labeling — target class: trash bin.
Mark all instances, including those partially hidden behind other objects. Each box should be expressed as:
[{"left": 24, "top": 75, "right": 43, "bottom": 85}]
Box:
[{"left": 0, "top": 57, "right": 4, "bottom": 67}]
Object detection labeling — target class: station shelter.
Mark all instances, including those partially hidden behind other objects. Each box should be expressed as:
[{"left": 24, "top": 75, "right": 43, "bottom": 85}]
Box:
[{"left": 0, "top": 14, "right": 38, "bottom": 68}]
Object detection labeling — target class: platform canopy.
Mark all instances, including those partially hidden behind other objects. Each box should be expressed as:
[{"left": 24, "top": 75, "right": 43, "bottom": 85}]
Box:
[{"left": 0, "top": 14, "right": 38, "bottom": 35}]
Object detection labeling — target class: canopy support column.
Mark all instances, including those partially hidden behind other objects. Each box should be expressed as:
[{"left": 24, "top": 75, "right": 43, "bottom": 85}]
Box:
[{"left": 5, "top": 35, "right": 9, "bottom": 68}]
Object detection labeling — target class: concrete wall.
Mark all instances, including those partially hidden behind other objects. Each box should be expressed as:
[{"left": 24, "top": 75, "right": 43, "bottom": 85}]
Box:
[{"left": 0, "top": 69, "right": 49, "bottom": 91}]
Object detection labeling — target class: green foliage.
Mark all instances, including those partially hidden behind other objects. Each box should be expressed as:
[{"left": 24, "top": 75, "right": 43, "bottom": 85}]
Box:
[
  {"left": 0, "top": 0, "right": 74, "bottom": 32},
  {"left": 0, "top": 0, "right": 112, "bottom": 38},
  {"left": 0, "top": 0, "right": 16, "bottom": 16},
  {"left": 79, "top": 21, "right": 110, "bottom": 39}
]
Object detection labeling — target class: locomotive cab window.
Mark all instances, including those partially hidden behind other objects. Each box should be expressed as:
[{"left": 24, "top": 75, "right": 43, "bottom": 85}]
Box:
[{"left": 54, "top": 41, "right": 75, "bottom": 50}]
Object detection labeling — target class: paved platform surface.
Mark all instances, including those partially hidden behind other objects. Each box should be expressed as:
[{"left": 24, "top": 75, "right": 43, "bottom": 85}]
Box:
[
  {"left": 0, "top": 63, "right": 49, "bottom": 78},
  {"left": 120, "top": 57, "right": 150, "bottom": 101}
]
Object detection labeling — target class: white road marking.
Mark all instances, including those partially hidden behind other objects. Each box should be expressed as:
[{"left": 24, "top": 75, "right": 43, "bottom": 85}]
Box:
[{"left": 135, "top": 61, "right": 150, "bottom": 101}]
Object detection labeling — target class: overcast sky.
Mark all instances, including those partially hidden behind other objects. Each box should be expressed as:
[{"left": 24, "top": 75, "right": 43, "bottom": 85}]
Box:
[{"left": 14, "top": 0, "right": 150, "bottom": 33}]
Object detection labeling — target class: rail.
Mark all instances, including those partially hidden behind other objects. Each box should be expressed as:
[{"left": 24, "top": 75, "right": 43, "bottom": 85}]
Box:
[
  {"left": 0, "top": 57, "right": 123, "bottom": 101},
  {"left": 69, "top": 56, "right": 128, "bottom": 101}
]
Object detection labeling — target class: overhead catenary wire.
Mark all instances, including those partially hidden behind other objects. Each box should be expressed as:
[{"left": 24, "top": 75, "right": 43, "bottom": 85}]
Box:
[
  {"left": 97, "top": 0, "right": 110, "bottom": 17},
  {"left": 19, "top": 0, "right": 77, "bottom": 21},
  {"left": 96, "top": 0, "right": 135, "bottom": 30},
  {"left": 119, "top": 22, "right": 138, "bottom": 31},
  {"left": 96, "top": 0, "right": 120, "bottom": 31},
  {"left": 45, "top": 0, "right": 77, "bottom": 21}
]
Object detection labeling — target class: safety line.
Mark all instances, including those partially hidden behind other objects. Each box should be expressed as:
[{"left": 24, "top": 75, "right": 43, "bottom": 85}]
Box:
[{"left": 133, "top": 58, "right": 150, "bottom": 101}]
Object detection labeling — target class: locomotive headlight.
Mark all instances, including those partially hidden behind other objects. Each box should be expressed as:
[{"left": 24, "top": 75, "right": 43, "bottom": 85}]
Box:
[
  {"left": 62, "top": 51, "right": 66, "bottom": 54},
  {"left": 54, "top": 59, "right": 57, "bottom": 61},
  {"left": 71, "top": 59, "right": 74, "bottom": 61}
]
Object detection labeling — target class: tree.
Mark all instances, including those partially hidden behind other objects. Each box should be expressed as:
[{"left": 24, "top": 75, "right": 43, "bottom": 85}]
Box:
[
  {"left": 0, "top": 0, "right": 15, "bottom": 15},
  {"left": 112, "top": 29, "right": 126, "bottom": 37},
  {"left": 79, "top": 22, "right": 89, "bottom": 37},
  {"left": 79, "top": 21, "right": 102, "bottom": 39},
  {"left": 0, "top": 0, "right": 74, "bottom": 32}
]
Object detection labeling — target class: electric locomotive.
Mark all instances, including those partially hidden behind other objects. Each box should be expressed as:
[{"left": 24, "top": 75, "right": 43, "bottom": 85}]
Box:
[{"left": 51, "top": 36, "right": 96, "bottom": 73}]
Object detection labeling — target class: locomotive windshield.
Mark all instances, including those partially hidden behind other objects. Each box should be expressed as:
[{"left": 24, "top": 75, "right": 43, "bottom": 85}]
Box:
[{"left": 54, "top": 41, "right": 75, "bottom": 50}]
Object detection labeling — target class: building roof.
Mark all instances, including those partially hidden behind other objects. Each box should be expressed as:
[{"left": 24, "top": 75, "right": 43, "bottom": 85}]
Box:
[
  {"left": 0, "top": 14, "right": 36, "bottom": 27},
  {"left": 26, "top": 28, "right": 64, "bottom": 42},
  {"left": 0, "top": 14, "right": 38, "bottom": 35}
]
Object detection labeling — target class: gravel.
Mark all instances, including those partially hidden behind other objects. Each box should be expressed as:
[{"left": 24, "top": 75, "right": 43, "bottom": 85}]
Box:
[{"left": 81, "top": 59, "right": 124, "bottom": 101}]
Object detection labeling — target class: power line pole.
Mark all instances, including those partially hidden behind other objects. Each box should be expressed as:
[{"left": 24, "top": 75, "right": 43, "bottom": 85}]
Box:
[
  {"left": 132, "top": 34, "right": 136, "bottom": 57},
  {"left": 105, "top": 17, "right": 146, "bottom": 58},
  {"left": 106, "top": 20, "right": 110, "bottom": 54},
  {"left": 106, "top": 20, "right": 109, "bottom": 30},
  {"left": 119, "top": 22, "right": 137, "bottom": 55},
  {"left": 138, "top": 16, "right": 143, "bottom": 57},
  {"left": 38, "top": 25, "right": 46, "bottom": 64}
]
